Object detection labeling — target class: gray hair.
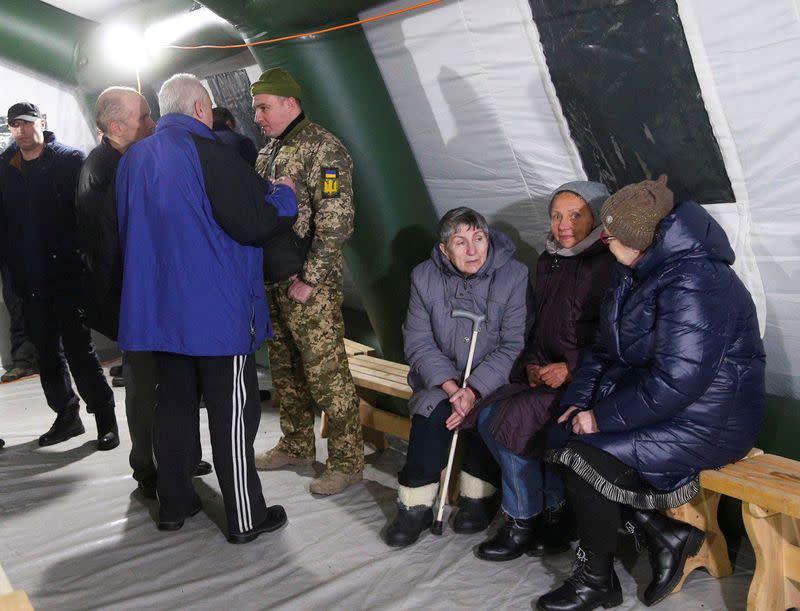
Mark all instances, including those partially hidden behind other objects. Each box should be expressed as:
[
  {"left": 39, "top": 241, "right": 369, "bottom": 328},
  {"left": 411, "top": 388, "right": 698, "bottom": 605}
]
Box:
[
  {"left": 158, "top": 73, "right": 210, "bottom": 117},
  {"left": 95, "top": 86, "right": 139, "bottom": 133},
  {"left": 438, "top": 207, "right": 490, "bottom": 244}
]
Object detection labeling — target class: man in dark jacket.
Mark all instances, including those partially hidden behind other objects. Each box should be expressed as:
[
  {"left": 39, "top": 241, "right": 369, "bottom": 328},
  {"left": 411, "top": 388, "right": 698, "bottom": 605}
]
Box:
[
  {"left": 0, "top": 102, "right": 117, "bottom": 449},
  {"left": 76, "top": 86, "right": 212, "bottom": 499},
  {"left": 117, "top": 73, "right": 298, "bottom": 542},
  {"left": 212, "top": 106, "right": 258, "bottom": 166}
]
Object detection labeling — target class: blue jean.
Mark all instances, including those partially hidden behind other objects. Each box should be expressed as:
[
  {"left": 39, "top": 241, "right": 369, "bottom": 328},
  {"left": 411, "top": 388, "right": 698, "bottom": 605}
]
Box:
[{"left": 477, "top": 402, "right": 565, "bottom": 519}]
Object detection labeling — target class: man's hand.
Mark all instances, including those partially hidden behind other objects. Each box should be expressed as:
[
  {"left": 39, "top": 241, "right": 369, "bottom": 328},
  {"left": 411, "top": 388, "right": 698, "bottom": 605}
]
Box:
[
  {"left": 445, "top": 386, "right": 476, "bottom": 430},
  {"left": 287, "top": 277, "right": 314, "bottom": 304},
  {"left": 539, "top": 362, "right": 570, "bottom": 389},
  {"left": 273, "top": 175, "right": 296, "bottom": 192},
  {"left": 527, "top": 364, "right": 542, "bottom": 387},
  {"left": 557, "top": 406, "right": 599, "bottom": 435}
]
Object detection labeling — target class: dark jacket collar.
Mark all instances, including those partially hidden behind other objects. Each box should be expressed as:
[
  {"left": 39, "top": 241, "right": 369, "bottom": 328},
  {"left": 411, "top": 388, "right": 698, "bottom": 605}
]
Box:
[
  {"left": 278, "top": 112, "right": 308, "bottom": 143},
  {"left": 2, "top": 130, "right": 58, "bottom": 170}
]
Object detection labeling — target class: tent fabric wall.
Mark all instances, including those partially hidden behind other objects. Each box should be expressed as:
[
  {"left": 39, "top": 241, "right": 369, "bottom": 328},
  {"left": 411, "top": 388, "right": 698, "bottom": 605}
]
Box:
[{"left": 361, "top": 0, "right": 798, "bottom": 398}]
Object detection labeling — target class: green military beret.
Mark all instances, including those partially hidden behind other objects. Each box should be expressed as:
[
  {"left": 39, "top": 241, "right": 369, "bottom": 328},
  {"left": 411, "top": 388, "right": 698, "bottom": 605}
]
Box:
[{"left": 250, "top": 68, "right": 302, "bottom": 99}]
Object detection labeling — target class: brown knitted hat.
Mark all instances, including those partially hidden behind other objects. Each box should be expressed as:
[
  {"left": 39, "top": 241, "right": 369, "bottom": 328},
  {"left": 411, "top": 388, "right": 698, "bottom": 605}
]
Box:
[{"left": 600, "top": 175, "right": 674, "bottom": 250}]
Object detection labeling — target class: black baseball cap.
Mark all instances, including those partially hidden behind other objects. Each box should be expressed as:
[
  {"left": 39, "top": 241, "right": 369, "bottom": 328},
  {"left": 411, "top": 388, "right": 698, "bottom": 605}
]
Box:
[{"left": 7, "top": 102, "right": 43, "bottom": 124}]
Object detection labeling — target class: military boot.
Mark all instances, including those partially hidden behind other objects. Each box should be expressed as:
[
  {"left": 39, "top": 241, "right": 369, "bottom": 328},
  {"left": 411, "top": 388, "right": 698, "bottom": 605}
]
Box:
[
  {"left": 626, "top": 510, "right": 704, "bottom": 606},
  {"left": 255, "top": 445, "right": 314, "bottom": 470},
  {"left": 309, "top": 469, "right": 362, "bottom": 495}
]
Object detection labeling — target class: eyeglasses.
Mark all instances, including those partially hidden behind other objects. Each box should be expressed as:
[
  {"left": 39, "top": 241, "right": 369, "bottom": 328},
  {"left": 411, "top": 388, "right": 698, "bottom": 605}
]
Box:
[{"left": 600, "top": 230, "right": 616, "bottom": 244}]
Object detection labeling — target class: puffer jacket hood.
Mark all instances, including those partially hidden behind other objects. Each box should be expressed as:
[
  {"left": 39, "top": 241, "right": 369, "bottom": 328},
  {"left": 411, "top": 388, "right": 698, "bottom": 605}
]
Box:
[{"left": 635, "top": 199, "right": 735, "bottom": 279}]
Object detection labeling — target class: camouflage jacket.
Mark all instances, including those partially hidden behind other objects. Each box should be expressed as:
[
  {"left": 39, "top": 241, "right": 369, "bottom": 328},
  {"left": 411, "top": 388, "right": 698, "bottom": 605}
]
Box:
[{"left": 255, "top": 116, "right": 353, "bottom": 287}]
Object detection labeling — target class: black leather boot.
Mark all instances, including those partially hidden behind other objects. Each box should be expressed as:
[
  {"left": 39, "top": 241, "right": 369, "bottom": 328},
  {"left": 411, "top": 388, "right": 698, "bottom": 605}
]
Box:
[
  {"left": 94, "top": 405, "right": 120, "bottom": 451},
  {"left": 385, "top": 503, "right": 433, "bottom": 548},
  {"left": 39, "top": 406, "right": 85, "bottom": 446},
  {"left": 452, "top": 493, "right": 499, "bottom": 534},
  {"left": 536, "top": 546, "right": 622, "bottom": 610},
  {"left": 627, "top": 510, "right": 705, "bottom": 606},
  {"left": 476, "top": 513, "right": 537, "bottom": 561},
  {"left": 529, "top": 504, "right": 574, "bottom": 556}
]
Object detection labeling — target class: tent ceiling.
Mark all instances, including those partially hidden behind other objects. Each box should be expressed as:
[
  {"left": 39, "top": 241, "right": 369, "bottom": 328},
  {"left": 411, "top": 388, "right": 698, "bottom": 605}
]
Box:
[{"left": 43, "top": 0, "right": 148, "bottom": 23}]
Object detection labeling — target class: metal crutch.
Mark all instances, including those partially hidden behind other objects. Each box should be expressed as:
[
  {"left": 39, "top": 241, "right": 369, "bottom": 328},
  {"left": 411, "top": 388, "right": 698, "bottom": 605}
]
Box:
[{"left": 431, "top": 308, "right": 485, "bottom": 535}]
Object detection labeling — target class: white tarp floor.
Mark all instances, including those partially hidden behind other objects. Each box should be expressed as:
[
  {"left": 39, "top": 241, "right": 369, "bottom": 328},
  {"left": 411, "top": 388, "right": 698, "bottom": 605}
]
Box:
[{"left": 1, "top": 364, "right": 754, "bottom": 610}]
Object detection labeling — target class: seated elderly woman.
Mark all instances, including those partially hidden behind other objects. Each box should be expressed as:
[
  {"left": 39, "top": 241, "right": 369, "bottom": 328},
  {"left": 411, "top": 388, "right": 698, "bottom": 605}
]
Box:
[
  {"left": 536, "top": 176, "right": 765, "bottom": 611},
  {"left": 384, "top": 207, "right": 529, "bottom": 548},
  {"left": 459, "top": 181, "right": 614, "bottom": 562}
]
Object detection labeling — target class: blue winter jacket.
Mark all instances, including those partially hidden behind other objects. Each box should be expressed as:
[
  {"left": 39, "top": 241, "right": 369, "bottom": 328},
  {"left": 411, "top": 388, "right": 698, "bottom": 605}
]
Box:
[
  {"left": 561, "top": 200, "right": 765, "bottom": 491},
  {"left": 116, "top": 113, "right": 297, "bottom": 356}
]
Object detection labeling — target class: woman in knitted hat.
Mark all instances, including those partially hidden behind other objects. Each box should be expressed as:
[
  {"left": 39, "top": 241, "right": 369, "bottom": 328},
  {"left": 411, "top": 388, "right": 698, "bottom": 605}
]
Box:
[
  {"left": 536, "top": 176, "right": 765, "bottom": 610},
  {"left": 456, "top": 180, "right": 614, "bottom": 562}
]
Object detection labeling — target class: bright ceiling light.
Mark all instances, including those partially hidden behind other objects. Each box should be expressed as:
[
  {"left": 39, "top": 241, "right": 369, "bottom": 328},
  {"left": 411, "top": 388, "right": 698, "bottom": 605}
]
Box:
[
  {"left": 145, "top": 7, "right": 228, "bottom": 49},
  {"left": 102, "top": 23, "right": 148, "bottom": 71}
]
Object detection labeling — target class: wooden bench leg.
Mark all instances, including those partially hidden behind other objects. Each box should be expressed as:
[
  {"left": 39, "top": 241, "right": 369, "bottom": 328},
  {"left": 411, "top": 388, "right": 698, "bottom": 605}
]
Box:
[
  {"left": 363, "top": 426, "right": 388, "bottom": 451},
  {"left": 666, "top": 488, "right": 732, "bottom": 593},
  {"left": 743, "top": 502, "right": 800, "bottom": 611}
]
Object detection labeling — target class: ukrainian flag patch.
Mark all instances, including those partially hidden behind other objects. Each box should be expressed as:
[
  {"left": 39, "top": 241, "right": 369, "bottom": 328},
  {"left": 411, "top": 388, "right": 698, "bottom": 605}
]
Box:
[{"left": 321, "top": 167, "right": 340, "bottom": 198}]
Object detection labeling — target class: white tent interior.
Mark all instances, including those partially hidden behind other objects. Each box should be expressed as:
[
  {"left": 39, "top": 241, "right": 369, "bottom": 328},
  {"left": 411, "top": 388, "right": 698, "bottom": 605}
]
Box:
[{"left": 1, "top": 0, "right": 798, "bottom": 608}]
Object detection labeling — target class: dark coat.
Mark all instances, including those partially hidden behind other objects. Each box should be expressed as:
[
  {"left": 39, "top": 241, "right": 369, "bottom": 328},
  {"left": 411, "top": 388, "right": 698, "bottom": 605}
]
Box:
[
  {"left": 75, "top": 137, "right": 123, "bottom": 340},
  {"left": 561, "top": 201, "right": 766, "bottom": 491},
  {"left": 403, "top": 230, "right": 530, "bottom": 418},
  {"left": 467, "top": 240, "right": 614, "bottom": 456},
  {"left": 214, "top": 128, "right": 258, "bottom": 167},
  {"left": 0, "top": 132, "right": 85, "bottom": 298}
]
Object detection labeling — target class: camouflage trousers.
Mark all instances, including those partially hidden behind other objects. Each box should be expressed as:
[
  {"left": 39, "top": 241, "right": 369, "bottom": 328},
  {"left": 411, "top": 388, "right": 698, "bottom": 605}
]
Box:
[{"left": 267, "top": 281, "right": 363, "bottom": 473}]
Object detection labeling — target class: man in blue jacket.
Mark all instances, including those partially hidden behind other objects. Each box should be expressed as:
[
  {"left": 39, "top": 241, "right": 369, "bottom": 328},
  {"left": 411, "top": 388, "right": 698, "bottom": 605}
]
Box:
[
  {"left": 116, "top": 74, "right": 298, "bottom": 543},
  {"left": 0, "top": 102, "right": 117, "bottom": 449}
]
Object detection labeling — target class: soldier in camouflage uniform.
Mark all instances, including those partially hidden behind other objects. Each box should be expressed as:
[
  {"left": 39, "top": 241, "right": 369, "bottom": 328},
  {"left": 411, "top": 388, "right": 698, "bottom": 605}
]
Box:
[{"left": 251, "top": 68, "right": 364, "bottom": 496}]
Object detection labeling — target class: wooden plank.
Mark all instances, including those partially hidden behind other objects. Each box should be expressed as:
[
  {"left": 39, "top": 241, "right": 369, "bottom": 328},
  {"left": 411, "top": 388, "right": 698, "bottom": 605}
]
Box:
[
  {"left": 348, "top": 362, "right": 409, "bottom": 387},
  {"left": 348, "top": 354, "right": 410, "bottom": 376},
  {"left": 350, "top": 369, "right": 412, "bottom": 399},
  {"left": 359, "top": 399, "right": 410, "bottom": 440},
  {"left": 0, "top": 592, "right": 34, "bottom": 611},
  {"left": 344, "top": 338, "right": 375, "bottom": 356},
  {"left": 700, "top": 454, "right": 800, "bottom": 518}
]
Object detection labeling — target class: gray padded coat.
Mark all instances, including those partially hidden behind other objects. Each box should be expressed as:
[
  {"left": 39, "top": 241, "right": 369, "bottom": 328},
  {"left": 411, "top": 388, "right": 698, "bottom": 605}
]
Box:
[{"left": 402, "top": 229, "right": 529, "bottom": 418}]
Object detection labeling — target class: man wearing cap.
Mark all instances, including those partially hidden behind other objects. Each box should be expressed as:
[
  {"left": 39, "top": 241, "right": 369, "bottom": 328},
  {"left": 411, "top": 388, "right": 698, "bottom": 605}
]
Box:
[
  {"left": 0, "top": 102, "right": 117, "bottom": 448},
  {"left": 251, "top": 68, "right": 364, "bottom": 496}
]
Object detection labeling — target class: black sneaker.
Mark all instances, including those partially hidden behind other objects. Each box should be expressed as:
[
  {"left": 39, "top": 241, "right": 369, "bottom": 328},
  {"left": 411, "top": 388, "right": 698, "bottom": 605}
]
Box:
[{"left": 228, "top": 505, "right": 288, "bottom": 544}]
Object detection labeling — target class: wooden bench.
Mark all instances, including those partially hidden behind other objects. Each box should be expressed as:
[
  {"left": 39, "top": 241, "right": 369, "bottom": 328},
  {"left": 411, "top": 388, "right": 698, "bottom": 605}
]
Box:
[
  {"left": 668, "top": 449, "right": 800, "bottom": 610},
  {"left": 0, "top": 563, "right": 34, "bottom": 610},
  {"left": 321, "top": 341, "right": 412, "bottom": 447}
]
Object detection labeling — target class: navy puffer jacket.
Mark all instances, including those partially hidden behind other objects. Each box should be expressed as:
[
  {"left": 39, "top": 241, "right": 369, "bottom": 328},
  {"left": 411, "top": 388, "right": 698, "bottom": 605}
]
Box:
[{"left": 561, "top": 200, "right": 765, "bottom": 491}]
